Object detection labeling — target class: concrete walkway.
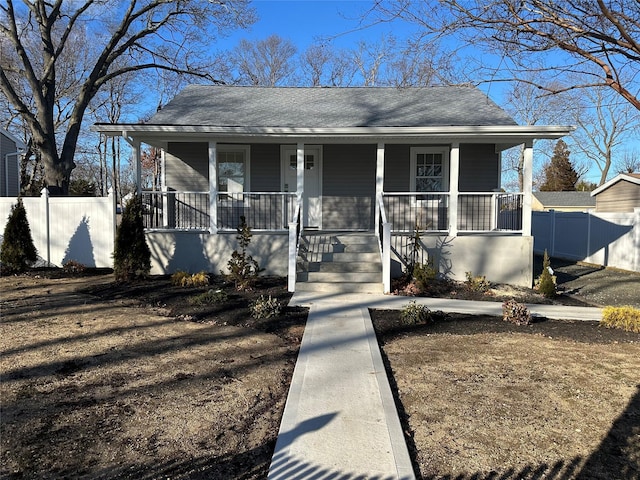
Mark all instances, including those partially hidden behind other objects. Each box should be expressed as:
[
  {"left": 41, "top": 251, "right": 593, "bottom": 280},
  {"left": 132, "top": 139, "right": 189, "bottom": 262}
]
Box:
[{"left": 267, "top": 292, "right": 603, "bottom": 480}]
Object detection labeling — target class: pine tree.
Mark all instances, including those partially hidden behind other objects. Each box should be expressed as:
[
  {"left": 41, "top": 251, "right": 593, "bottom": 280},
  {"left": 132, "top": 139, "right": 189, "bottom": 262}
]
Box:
[
  {"left": 113, "top": 195, "right": 151, "bottom": 281},
  {"left": 0, "top": 199, "right": 38, "bottom": 273},
  {"left": 540, "top": 140, "right": 579, "bottom": 191}
]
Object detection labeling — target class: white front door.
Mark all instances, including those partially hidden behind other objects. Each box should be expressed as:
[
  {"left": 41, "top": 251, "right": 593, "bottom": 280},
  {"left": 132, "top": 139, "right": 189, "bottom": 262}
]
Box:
[{"left": 282, "top": 146, "right": 322, "bottom": 228}]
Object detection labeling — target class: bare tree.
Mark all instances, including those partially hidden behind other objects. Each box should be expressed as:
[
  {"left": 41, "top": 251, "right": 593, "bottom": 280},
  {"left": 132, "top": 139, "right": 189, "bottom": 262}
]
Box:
[
  {"left": 232, "top": 35, "right": 297, "bottom": 86},
  {"left": 616, "top": 151, "right": 640, "bottom": 174},
  {"left": 0, "top": 0, "right": 255, "bottom": 195},
  {"left": 370, "top": 1, "right": 640, "bottom": 111},
  {"left": 568, "top": 86, "right": 638, "bottom": 185}
]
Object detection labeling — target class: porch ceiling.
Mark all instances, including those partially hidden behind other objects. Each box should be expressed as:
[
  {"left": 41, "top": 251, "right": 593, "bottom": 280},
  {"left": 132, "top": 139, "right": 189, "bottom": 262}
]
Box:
[{"left": 92, "top": 124, "right": 575, "bottom": 151}]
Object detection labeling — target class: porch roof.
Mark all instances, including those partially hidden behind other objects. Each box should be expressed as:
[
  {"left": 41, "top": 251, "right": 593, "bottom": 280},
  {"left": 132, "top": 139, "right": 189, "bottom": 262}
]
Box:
[{"left": 93, "top": 85, "right": 574, "bottom": 148}]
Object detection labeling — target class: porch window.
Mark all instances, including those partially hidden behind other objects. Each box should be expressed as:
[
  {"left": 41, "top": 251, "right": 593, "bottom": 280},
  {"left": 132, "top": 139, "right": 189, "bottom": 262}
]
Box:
[
  {"left": 218, "top": 145, "right": 250, "bottom": 195},
  {"left": 410, "top": 147, "right": 449, "bottom": 192}
]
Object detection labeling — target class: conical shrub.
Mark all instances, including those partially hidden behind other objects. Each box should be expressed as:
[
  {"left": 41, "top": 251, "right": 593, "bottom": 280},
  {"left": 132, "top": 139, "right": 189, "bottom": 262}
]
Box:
[
  {"left": 113, "top": 195, "right": 151, "bottom": 281},
  {"left": 0, "top": 198, "right": 38, "bottom": 273}
]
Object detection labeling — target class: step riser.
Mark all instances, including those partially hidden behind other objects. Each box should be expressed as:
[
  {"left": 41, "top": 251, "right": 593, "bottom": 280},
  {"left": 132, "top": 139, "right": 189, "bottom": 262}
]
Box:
[
  {"left": 307, "top": 272, "right": 381, "bottom": 283},
  {"left": 304, "top": 262, "right": 381, "bottom": 273},
  {"left": 321, "top": 252, "right": 380, "bottom": 262},
  {"left": 295, "top": 282, "right": 382, "bottom": 294}
]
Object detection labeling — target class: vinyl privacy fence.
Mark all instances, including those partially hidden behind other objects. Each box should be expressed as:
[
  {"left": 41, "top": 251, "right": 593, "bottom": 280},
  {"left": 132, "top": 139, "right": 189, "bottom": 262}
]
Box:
[
  {"left": 532, "top": 209, "right": 640, "bottom": 273},
  {"left": 0, "top": 189, "right": 116, "bottom": 268}
]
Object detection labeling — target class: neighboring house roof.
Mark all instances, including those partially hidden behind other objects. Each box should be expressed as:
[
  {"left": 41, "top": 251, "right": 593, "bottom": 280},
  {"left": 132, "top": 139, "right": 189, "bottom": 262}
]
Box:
[
  {"left": 93, "top": 85, "right": 574, "bottom": 147},
  {"left": 533, "top": 191, "right": 596, "bottom": 209},
  {"left": 148, "top": 85, "right": 519, "bottom": 128},
  {"left": 591, "top": 173, "right": 640, "bottom": 196}
]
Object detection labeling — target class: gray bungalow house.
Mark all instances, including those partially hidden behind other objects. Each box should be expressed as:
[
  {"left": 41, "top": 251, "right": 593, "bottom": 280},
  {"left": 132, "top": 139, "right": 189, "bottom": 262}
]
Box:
[{"left": 95, "top": 85, "right": 573, "bottom": 292}]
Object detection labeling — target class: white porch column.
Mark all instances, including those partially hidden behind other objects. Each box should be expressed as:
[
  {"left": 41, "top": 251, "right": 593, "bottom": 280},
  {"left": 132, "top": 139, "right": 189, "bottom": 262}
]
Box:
[
  {"left": 522, "top": 141, "right": 533, "bottom": 236},
  {"left": 122, "top": 132, "right": 141, "bottom": 194},
  {"left": 209, "top": 141, "right": 218, "bottom": 233},
  {"left": 296, "top": 142, "right": 304, "bottom": 197},
  {"left": 375, "top": 142, "right": 385, "bottom": 232},
  {"left": 449, "top": 143, "right": 460, "bottom": 236}
]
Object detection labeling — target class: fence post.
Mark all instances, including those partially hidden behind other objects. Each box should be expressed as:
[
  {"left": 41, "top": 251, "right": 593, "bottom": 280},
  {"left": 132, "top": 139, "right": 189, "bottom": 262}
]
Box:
[
  {"left": 288, "top": 221, "right": 298, "bottom": 292},
  {"left": 382, "top": 222, "right": 391, "bottom": 294},
  {"left": 40, "top": 187, "right": 51, "bottom": 266},
  {"left": 549, "top": 209, "right": 556, "bottom": 258}
]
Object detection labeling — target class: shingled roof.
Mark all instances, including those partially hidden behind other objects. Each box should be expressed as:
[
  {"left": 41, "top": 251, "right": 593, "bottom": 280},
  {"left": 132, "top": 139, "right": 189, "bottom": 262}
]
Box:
[
  {"left": 533, "top": 191, "right": 596, "bottom": 208},
  {"left": 148, "top": 85, "right": 519, "bottom": 128}
]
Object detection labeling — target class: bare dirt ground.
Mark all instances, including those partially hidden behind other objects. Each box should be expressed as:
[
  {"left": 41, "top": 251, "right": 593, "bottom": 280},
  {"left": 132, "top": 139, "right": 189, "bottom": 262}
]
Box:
[
  {"left": 1, "top": 257, "right": 638, "bottom": 480},
  {"left": 372, "top": 308, "right": 640, "bottom": 479},
  {"left": 0, "top": 272, "right": 306, "bottom": 480}
]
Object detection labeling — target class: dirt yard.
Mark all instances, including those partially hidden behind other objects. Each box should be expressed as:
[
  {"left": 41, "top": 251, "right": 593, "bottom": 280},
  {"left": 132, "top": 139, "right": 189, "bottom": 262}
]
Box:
[
  {"left": 2, "top": 262, "right": 639, "bottom": 479},
  {"left": 372, "top": 312, "right": 640, "bottom": 480},
  {"left": 0, "top": 273, "right": 306, "bottom": 480}
]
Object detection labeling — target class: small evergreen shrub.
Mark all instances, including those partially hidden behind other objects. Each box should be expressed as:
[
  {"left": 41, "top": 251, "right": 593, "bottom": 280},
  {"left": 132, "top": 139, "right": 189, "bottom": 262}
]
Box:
[
  {"left": 63, "top": 260, "right": 86, "bottom": 274},
  {"left": 413, "top": 260, "right": 437, "bottom": 292},
  {"left": 189, "top": 289, "right": 228, "bottom": 306},
  {"left": 113, "top": 195, "right": 151, "bottom": 282},
  {"left": 600, "top": 306, "right": 640, "bottom": 333},
  {"left": 465, "top": 271, "right": 491, "bottom": 293},
  {"left": 400, "top": 300, "right": 431, "bottom": 325},
  {"left": 502, "top": 299, "right": 532, "bottom": 325},
  {"left": 171, "top": 270, "right": 210, "bottom": 287},
  {"left": 0, "top": 198, "right": 37, "bottom": 273},
  {"left": 250, "top": 295, "right": 282, "bottom": 319},
  {"left": 226, "top": 216, "right": 261, "bottom": 291},
  {"left": 537, "top": 250, "right": 557, "bottom": 298}
]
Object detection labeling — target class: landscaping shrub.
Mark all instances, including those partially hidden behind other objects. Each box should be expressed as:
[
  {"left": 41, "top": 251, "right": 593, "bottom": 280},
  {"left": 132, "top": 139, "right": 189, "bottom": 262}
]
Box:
[
  {"left": 189, "top": 289, "right": 228, "bottom": 306},
  {"left": 413, "top": 260, "right": 437, "bottom": 292},
  {"left": 465, "top": 271, "right": 491, "bottom": 294},
  {"left": 63, "top": 260, "right": 86, "bottom": 274},
  {"left": 226, "top": 216, "right": 261, "bottom": 290},
  {"left": 171, "top": 270, "right": 210, "bottom": 287},
  {"left": 502, "top": 299, "right": 532, "bottom": 325},
  {"left": 113, "top": 195, "right": 151, "bottom": 282},
  {"left": 400, "top": 300, "right": 431, "bottom": 325},
  {"left": 0, "top": 198, "right": 37, "bottom": 273},
  {"left": 536, "top": 250, "right": 557, "bottom": 298},
  {"left": 250, "top": 295, "right": 282, "bottom": 319},
  {"left": 600, "top": 306, "right": 640, "bottom": 333}
]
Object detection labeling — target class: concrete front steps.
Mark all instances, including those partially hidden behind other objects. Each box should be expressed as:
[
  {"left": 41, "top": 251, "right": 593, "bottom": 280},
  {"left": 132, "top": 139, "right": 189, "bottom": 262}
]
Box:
[{"left": 295, "top": 232, "right": 383, "bottom": 294}]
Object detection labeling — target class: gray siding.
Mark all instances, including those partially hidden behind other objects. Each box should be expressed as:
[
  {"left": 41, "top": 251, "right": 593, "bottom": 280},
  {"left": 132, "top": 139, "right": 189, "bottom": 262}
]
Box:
[
  {"left": 459, "top": 144, "right": 500, "bottom": 192},
  {"left": 596, "top": 181, "right": 640, "bottom": 212},
  {"left": 383, "top": 144, "right": 410, "bottom": 191},
  {"left": 323, "top": 144, "right": 376, "bottom": 229},
  {"left": 250, "top": 143, "right": 280, "bottom": 191},
  {"left": 166, "top": 142, "right": 208, "bottom": 191},
  {"left": 0, "top": 133, "right": 20, "bottom": 196}
]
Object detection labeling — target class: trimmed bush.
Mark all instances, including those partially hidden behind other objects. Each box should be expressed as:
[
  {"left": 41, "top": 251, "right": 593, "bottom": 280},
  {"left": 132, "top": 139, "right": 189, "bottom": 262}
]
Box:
[
  {"left": 413, "top": 260, "right": 437, "bottom": 292},
  {"left": 537, "top": 250, "right": 557, "bottom": 298},
  {"left": 600, "top": 306, "right": 640, "bottom": 333},
  {"left": 113, "top": 195, "right": 151, "bottom": 282},
  {"left": 0, "top": 198, "right": 37, "bottom": 273},
  {"left": 465, "top": 271, "right": 491, "bottom": 293},
  {"left": 189, "top": 289, "right": 228, "bottom": 306},
  {"left": 400, "top": 300, "right": 432, "bottom": 325},
  {"left": 250, "top": 295, "right": 282, "bottom": 319},
  {"left": 502, "top": 299, "right": 532, "bottom": 325},
  {"left": 171, "top": 270, "right": 210, "bottom": 287}
]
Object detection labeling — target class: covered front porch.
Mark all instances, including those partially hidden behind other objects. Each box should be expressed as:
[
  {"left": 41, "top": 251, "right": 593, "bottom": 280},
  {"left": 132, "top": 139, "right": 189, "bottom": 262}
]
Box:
[{"left": 116, "top": 136, "right": 547, "bottom": 292}]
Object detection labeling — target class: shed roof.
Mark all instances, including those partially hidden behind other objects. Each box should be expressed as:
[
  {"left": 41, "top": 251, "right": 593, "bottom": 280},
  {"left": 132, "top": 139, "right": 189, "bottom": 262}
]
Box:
[
  {"left": 533, "top": 191, "right": 596, "bottom": 208},
  {"left": 592, "top": 173, "right": 640, "bottom": 196},
  {"left": 148, "top": 85, "right": 519, "bottom": 128}
]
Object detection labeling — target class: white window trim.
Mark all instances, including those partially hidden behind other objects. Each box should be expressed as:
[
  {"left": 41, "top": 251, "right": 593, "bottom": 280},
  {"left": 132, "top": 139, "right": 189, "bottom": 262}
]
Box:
[
  {"left": 217, "top": 144, "right": 250, "bottom": 190},
  {"left": 409, "top": 146, "right": 450, "bottom": 193}
]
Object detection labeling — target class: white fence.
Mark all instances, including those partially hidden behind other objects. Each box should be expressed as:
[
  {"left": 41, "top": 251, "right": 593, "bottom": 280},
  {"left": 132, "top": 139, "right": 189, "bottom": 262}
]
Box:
[
  {"left": 532, "top": 209, "right": 640, "bottom": 273},
  {"left": 0, "top": 189, "right": 116, "bottom": 268}
]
